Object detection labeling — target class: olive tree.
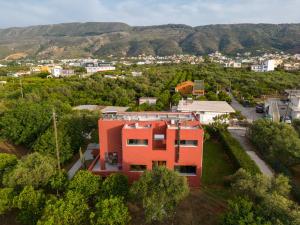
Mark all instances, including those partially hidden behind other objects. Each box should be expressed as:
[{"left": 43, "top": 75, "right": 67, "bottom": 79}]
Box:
[
  {"left": 0, "top": 153, "right": 17, "bottom": 181},
  {"left": 0, "top": 188, "right": 14, "bottom": 215},
  {"left": 130, "top": 166, "right": 189, "bottom": 223},
  {"left": 2, "top": 152, "right": 57, "bottom": 188},
  {"left": 13, "top": 186, "right": 46, "bottom": 225},
  {"left": 37, "top": 191, "right": 89, "bottom": 225},
  {"left": 102, "top": 173, "right": 129, "bottom": 199},
  {"left": 90, "top": 197, "right": 130, "bottom": 225},
  {"left": 68, "top": 170, "right": 101, "bottom": 200}
]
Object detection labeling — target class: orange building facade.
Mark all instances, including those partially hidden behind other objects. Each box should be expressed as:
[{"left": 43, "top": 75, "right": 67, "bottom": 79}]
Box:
[{"left": 89, "top": 112, "right": 204, "bottom": 187}]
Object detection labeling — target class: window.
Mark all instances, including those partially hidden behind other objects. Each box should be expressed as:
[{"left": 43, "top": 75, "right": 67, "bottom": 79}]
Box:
[
  {"left": 154, "top": 134, "right": 165, "bottom": 140},
  {"left": 175, "top": 140, "right": 198, "bottom": 147},
  {"left": 152, "top": 161, "right": 166, "bottom": 169},
  {"left": 127, "top": 139, "right": 148, "bottom": 146},
  {"left": 174, "top": 166, "right": 197, "bottom": 175},
  {"left": 130, "top": 165, "right": 147, "bottom": 171}
]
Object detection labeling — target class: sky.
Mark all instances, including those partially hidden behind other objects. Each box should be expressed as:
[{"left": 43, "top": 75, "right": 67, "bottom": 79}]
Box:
[{"left": 1, "top": 0, "right": 300, "bottom": 28}]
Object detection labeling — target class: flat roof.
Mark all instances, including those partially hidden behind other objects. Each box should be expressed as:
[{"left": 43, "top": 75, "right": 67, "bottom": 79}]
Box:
[
  {"left": 101, "top": 106, "right": 129, "bottom": 114},
  {"left": 104, "top": 112, "right": 197, "bottom": 121},
  {"left": 73, "top": 105, "right": 103, "bottom": 111},
  {"left": 177, "top": 100, "right": 235, "bottom": 113},
  {"left": 73, "top": 105, "right": 129, "bottom": 113}
]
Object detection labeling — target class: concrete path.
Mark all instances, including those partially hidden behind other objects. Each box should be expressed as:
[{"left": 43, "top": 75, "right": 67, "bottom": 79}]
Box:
[
  {"left": 228, "top": 127, "right": 274, "bottom": 177},
  {"left": 67, "top": 143, "right": 98, "bottom": 179}
]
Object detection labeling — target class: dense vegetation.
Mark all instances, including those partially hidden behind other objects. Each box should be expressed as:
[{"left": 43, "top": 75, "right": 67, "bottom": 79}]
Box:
[
  {"left": 219, "top": 130, "right": 260, "bottom": 174},
  {"left": 248, "top": 119, "right": 300, "bottom": 201},
  {"left": 1, "top": 63, "right": 300, "bottom": 224},
  {"left": 1, "top": 63, "right": 300, "bottom": 163},
  {"left": 0, "top": 153, "right": 189, "bottom": 225},
  {"left": 0, "top": 23, "right": 300, "bottom": 58},
  {"left": 222, "top": 169, "right": 300, "bottom": 225}
]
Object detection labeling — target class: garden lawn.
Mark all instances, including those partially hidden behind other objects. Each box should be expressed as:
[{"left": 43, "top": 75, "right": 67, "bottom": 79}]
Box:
[{"left": 202, "top": 139, "right": 236, "bottom": 186}]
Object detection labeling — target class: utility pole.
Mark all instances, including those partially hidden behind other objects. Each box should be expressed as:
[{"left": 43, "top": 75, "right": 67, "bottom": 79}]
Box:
[
  {"left": 52, "top": 108, "right": 61, "bottom": 170},
  {"left": 19, "top": 79, "right": 24, "bottom": 98}
]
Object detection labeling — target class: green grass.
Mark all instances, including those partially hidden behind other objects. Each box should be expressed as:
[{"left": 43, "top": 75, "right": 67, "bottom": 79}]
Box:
[{"left": 202, "top": 139, "right": 236, "bottom": 186}]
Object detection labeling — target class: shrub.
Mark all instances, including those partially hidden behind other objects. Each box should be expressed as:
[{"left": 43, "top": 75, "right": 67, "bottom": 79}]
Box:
[
  {"left": 0, "top": 153, "right": 17, "bottom": 181},
  {"left": 219, "top": 131, "right": 260, "bottom": 174},
  {"left": 68, "top": 170, "right": 101, "bottom": 200},
  {"left": 2, "top": 153, "right": 57, "bottom": 188},
  {"left": 0, "top": 188, "right": 14, "bottom": 215},
  {"left": 13, "top": 186, "right": 46, "bottom": 225},
  {"left": 102, "top": 173, "right": 129, "bottom": 199},
  {"left": 90, "top": 197, "right": 130, "bottom": 225}
]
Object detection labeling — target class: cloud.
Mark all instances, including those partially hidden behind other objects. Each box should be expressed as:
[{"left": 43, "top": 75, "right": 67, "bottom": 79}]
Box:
[{"left": 0, "top": 0, "right": 300, "bottom": 28}]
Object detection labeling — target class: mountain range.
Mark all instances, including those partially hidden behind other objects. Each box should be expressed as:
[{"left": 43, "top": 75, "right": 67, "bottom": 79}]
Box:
[{"left": 0, "top": 22, "right": 299, "bottom": 59}]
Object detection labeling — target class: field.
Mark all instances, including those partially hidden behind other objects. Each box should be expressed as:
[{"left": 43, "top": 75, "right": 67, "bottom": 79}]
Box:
[{"left": 130, "top": 139, "right": 236, "bottom": 225}]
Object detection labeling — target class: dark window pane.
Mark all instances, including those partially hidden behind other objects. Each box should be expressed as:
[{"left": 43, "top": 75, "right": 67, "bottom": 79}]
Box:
[
  {"left": 174, "top": 165, "right": 197, "bottom": 175},
  {"left": 127, "top": 139, "right": 148, "bottom": 146},
  {"left": 130, "top": 165, "right": 147, "bottom": 171}
]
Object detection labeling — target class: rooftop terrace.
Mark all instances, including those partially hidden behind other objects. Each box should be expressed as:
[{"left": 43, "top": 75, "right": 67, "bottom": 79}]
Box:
[{"left": 103, "top": 112, "right": 197, "bottom": 121}]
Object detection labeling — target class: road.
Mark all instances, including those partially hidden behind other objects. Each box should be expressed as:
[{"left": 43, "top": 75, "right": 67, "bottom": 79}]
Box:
[
  {"left": 228, "top": 94, "right": 273, "bottom": 176},
  {"left": 230, "top": 95, "right": 263, "bottom": 122},
  {"left": 228, "top": 127, "right": 273, "bottom": 177}
]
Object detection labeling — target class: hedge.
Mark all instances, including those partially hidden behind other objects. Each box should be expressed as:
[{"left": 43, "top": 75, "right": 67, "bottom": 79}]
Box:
[{"left": 218, "top": 130, "right": 261, "bottom": 175}]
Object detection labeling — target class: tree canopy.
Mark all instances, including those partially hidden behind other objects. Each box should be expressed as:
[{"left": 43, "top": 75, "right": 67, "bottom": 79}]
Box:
[
  {"left": 90, "top": 197, "right": 130, "bottom": 225},
  {"left": 223, "top": 169, "right": 300, "bottom": 225},
  {"left": 2, "top": 152, "right": 57, "bottom": 188},
  {"left": 130, "top": 166, "right": 189, "bottom": 222}
]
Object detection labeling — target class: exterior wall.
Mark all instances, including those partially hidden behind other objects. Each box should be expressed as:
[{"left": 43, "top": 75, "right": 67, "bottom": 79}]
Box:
[
  {"left": 86, "top": 66, "right": 116, "bottom": 73},
  {"left": 197, "top": 112, "right": 230, "bottom": 124},
  {"left": 95, "top": 117, "right": 204, "bottom": 187},
  {"left": 51, "top": 67, "right": 62, "bottom": 77},
  {"left": 291, "top": 97, "right": 300, "bottom": 108},
  {"left": 98, "top": 120, "right": 124, "bottom": 170},
  {"left": 291, "top": 110, "right": 300, "bottom": 120},
  {"left": 139, "top": 98, "right": 157, "bottom": 105}
]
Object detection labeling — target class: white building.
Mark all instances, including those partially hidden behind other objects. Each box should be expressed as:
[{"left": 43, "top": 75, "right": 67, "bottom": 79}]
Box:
[
  {"left": 85, "top": 62, "right": 116, "bottom": 73},
  {"left": 224, "top": 61, "right": 242, "bottom": 68},
  {"left": 176, "top": 100, "right": 235, "bottom": 124},
  {"left": 251, "top": 60, "right": 276, "bottom": 72},
  {"left": 132, "top": 71, "right": 142, "bottom": 77},
  {"left": 139, "top": 97, "right": 157, "bottom": 105},
  {"left": 51, "top": 66, "right": 63, "bottom": 77},
  {"left": 289, "top": 94, "right": 300, "bottom": 120}
]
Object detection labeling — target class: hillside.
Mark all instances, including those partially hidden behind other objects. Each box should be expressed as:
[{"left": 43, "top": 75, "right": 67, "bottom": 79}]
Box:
[{"left": 0, "top": 22, "right": 299, "bottom": 59}]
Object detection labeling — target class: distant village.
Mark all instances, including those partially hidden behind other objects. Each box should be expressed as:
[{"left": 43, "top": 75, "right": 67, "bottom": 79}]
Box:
[{"left": 0, "top": 51, "right": 300, "bottom": 78}]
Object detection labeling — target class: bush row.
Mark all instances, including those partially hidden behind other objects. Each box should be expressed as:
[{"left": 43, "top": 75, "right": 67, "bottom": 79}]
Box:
[{"left": 218, "top": 130, "right": 261, "bottom": 175}]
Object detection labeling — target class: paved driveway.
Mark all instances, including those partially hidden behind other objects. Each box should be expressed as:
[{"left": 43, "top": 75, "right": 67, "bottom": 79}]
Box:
[
  {"left": 230, "top": 94, "right": 263, "bottom": 122},
  {"left": 228, "top": 127, "right": 273, "bottom": 177},
  {"left": 67, "top": 143, "right": 98, "bottom": 179},
  {"left": 231, "top": 99, "right": 260, "bottom": 122}
]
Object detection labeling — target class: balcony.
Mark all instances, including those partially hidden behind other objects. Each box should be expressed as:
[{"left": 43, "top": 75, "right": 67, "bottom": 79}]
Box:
[
  {"left": 153, "top": 134, "right": 166, "bottom": 150},
  {"left": 89, "top": 155, "right": 121, "bottom": 172}
]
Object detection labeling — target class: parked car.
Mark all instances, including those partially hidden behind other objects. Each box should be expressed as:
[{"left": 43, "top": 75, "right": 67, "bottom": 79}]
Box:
[
  {"left": 242, "top": 100, "right": 251, "bottom": 107},
  {"left": 255, "top": 104, "right": 264, "bottom": 113},
  {"left": 280, "top": 116, "right": 292, "bottom": 124}
]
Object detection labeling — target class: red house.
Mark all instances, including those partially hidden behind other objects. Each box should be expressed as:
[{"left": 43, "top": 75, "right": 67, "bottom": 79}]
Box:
[{"left": 89, "top": 112, "right": 204, "bottom": 187}]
